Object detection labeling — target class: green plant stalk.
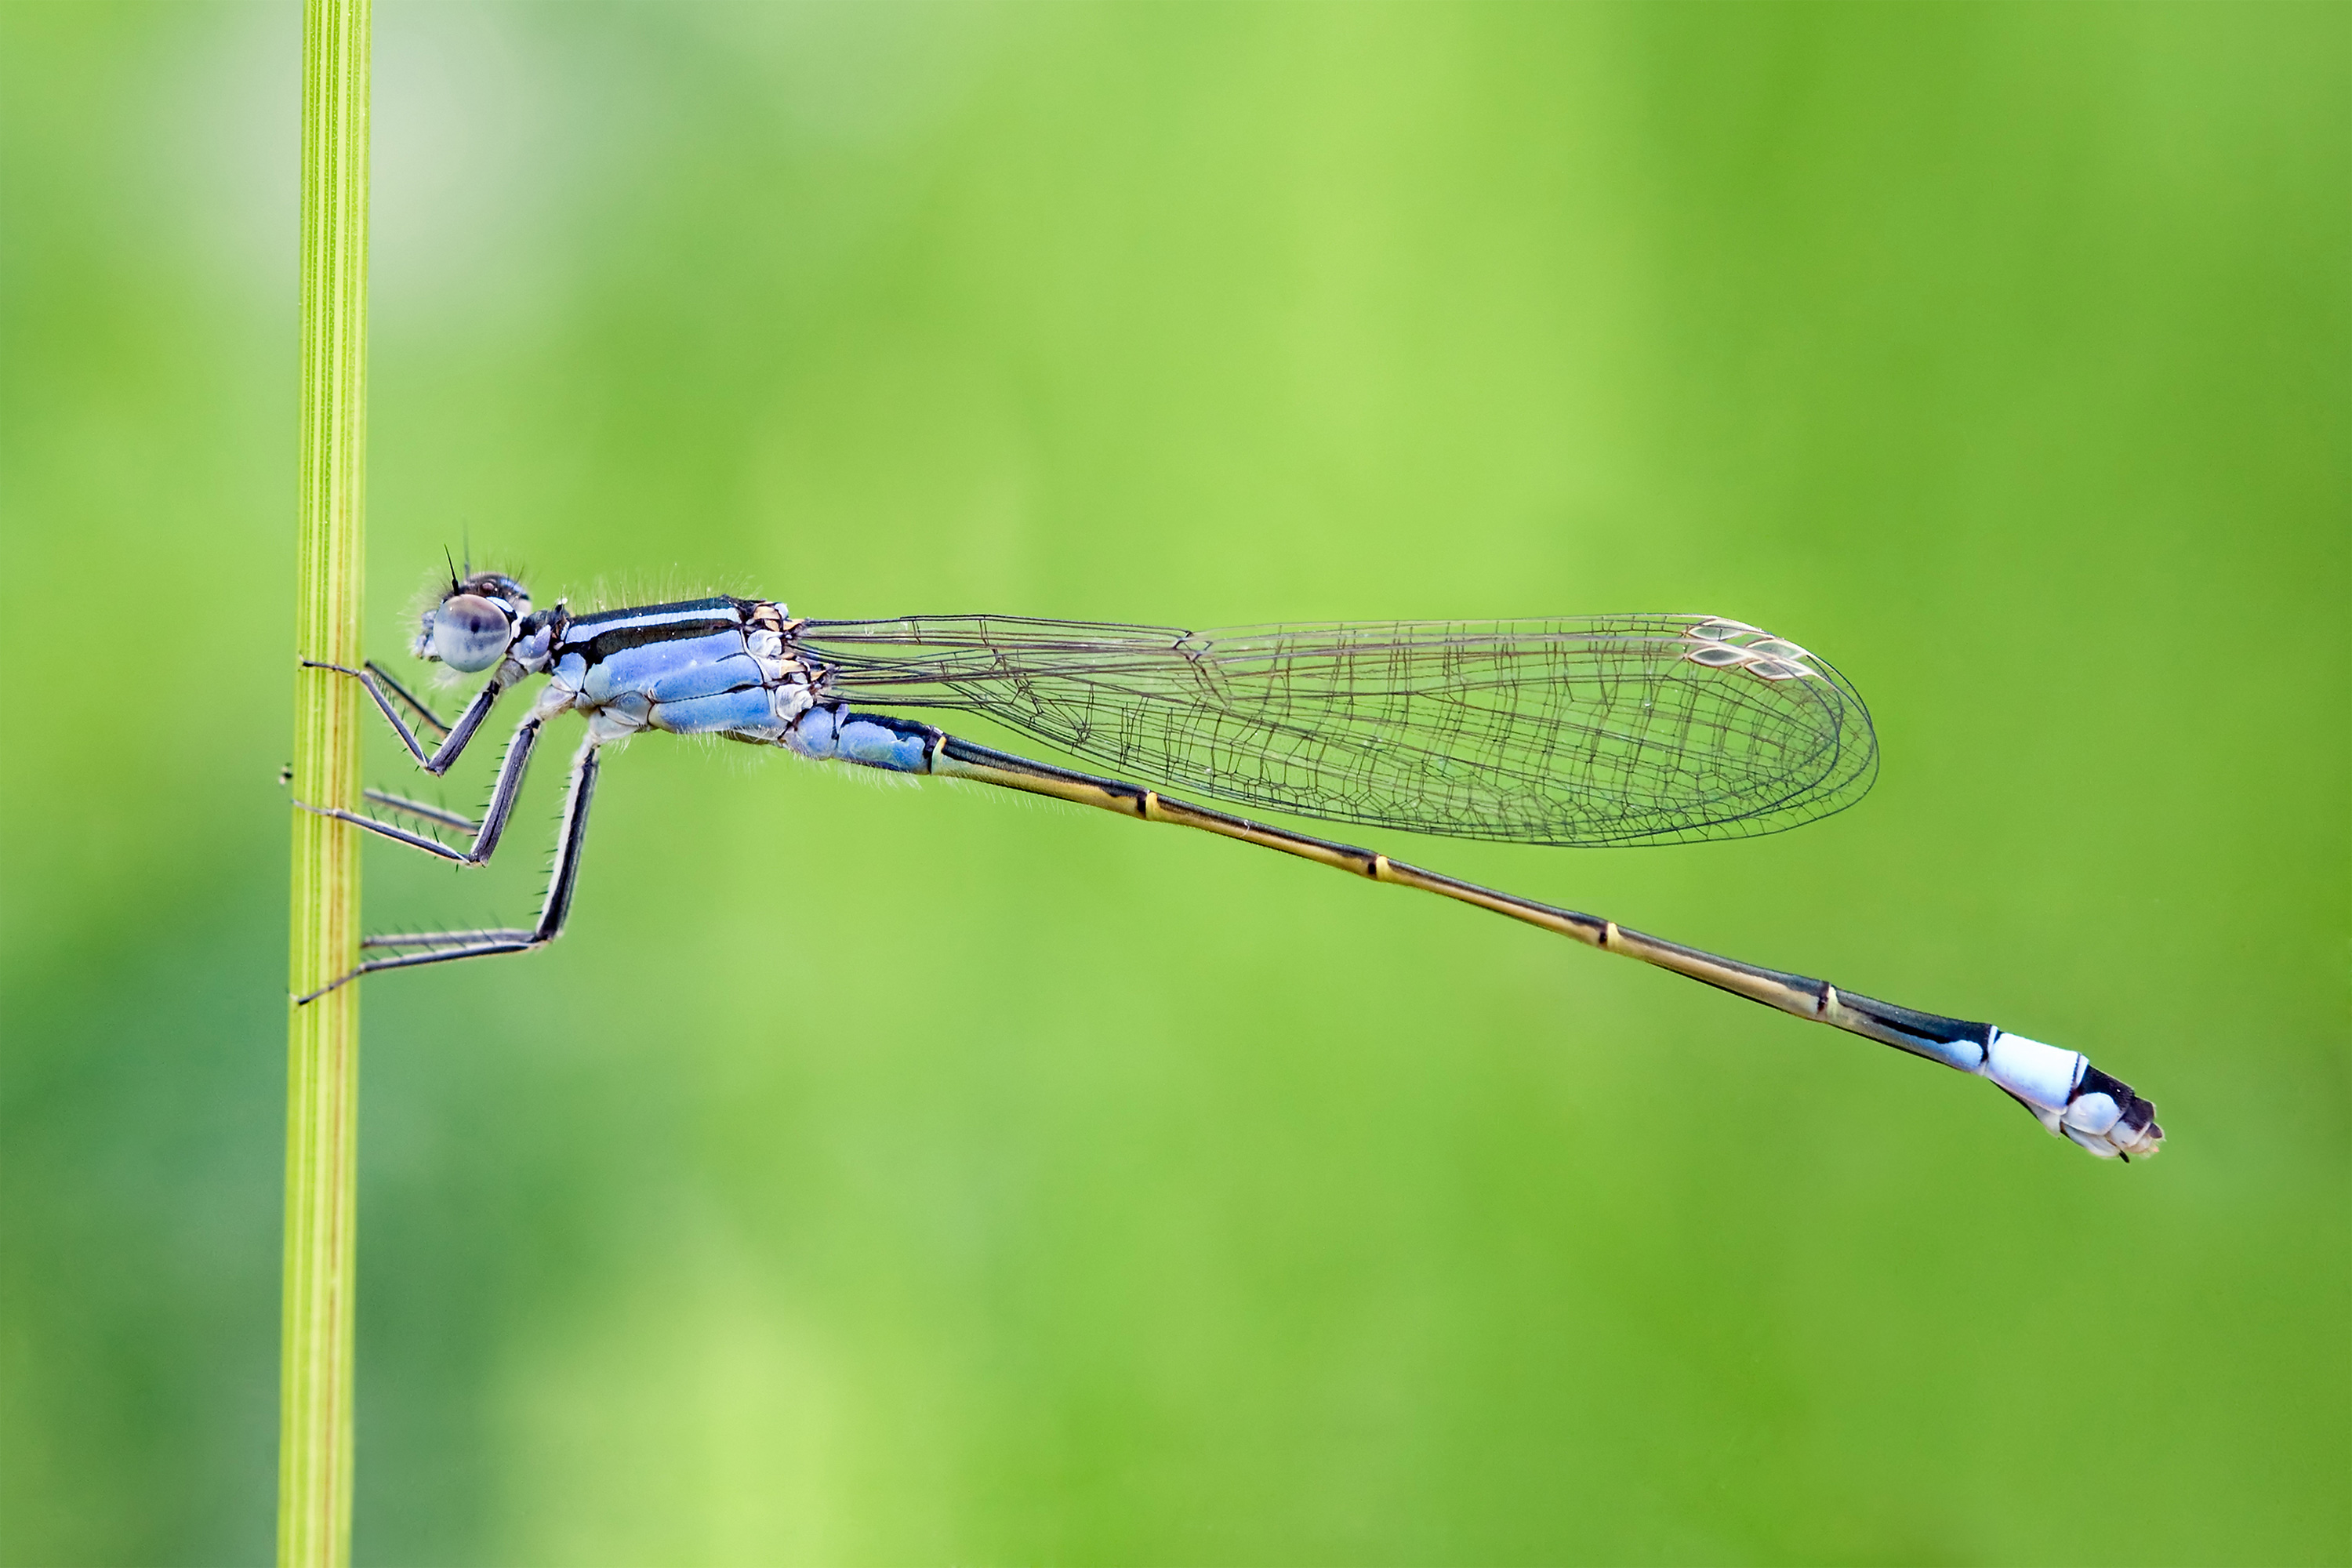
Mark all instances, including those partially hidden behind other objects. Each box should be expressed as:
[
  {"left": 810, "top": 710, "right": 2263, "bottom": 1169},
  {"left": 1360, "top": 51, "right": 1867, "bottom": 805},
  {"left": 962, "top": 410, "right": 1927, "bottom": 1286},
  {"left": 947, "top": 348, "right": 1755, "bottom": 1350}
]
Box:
[{"left": 281, "top": 0, "right": 369, "bottom": 1563}]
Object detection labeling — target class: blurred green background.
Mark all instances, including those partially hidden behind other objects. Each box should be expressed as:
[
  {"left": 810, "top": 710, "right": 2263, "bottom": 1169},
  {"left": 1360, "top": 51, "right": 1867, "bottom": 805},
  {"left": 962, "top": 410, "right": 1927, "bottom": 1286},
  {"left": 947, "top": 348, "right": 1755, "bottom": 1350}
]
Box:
[{"left": 3, "top": 2, "right": 2347, "bottom": 1563}]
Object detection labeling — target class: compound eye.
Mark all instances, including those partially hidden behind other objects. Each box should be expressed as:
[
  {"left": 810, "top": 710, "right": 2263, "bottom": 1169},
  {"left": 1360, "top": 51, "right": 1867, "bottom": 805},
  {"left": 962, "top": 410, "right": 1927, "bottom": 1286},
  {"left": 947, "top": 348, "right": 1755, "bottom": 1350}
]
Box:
[{"left": 430, "top": 593, "right": 512, "bottom": 672}]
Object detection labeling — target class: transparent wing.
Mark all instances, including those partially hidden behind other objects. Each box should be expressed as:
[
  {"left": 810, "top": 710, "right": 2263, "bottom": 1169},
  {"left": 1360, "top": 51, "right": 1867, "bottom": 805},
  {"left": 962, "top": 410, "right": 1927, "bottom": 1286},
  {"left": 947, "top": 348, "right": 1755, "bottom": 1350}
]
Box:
[{"left": 789, "top": 614, "right": 1877, "bottom": 846}]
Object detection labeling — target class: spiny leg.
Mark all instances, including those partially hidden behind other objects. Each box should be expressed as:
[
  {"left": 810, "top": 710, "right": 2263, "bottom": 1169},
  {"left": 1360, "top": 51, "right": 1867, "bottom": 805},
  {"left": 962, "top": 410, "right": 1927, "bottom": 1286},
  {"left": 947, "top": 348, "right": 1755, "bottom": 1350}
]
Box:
[
  {"left": 303, "top": 659, "right": 504, "bottom": 775},
  {"left": 295, "top": 736, "right": 604, "bottom": 1004},
  {"left": 361, "top": 659, "right": 452, "bottom": 738},
  {"left": 292, "top": 713, "right": 543, "bottom": 867},
  {"left": 361, "top": 789, "right": 478, "bottom": 835}
]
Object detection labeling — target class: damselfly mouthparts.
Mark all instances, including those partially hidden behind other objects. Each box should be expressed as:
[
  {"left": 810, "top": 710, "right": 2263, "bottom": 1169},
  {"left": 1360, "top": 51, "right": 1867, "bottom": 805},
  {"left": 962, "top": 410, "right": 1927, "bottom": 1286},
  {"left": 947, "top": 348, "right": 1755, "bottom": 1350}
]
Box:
[{"left": 290, "top": 570, "right": 2162, "bottom": 1160}]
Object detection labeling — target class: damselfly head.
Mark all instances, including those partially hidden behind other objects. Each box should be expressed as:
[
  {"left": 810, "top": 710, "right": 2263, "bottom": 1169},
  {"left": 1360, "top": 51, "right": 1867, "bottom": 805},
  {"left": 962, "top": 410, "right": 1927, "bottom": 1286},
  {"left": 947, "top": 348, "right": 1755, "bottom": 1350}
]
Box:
[{"left": 416, "top": 572, "right": 532, "bottom": 672}]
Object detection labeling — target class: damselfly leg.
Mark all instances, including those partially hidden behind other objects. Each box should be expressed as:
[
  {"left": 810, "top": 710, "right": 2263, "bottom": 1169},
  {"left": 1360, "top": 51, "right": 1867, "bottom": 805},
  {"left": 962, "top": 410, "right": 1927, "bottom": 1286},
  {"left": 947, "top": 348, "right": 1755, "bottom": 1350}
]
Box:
[
  {"left": 358, "top": 788, "right": 478, "bottom": 836},
  {"left": 292, "top": 712, "right": 543, "bottom": 868},
  {"left": 358, "top": 659, "right": 453, "bottom": 735},
  {"left": 302, "top": 659, "right": 502, "bottom": 775},
  {"left": 293, "top": 734, "right": 601, "bottom": 1004}
]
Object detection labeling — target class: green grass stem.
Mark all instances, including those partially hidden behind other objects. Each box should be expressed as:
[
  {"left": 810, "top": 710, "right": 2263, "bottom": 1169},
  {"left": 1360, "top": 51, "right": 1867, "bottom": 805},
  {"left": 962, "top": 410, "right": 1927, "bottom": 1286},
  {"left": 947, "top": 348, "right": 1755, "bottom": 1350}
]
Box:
[{"left": 281, "top": 1, "right": 369, "bottom": 1563}]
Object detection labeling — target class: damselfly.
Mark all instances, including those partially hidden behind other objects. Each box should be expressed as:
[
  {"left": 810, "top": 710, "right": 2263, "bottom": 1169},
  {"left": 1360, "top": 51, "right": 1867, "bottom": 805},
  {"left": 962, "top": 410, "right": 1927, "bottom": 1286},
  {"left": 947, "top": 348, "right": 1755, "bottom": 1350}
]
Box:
[{"left": 292, "top": 569, "right": 2162, "bottom": 1160}]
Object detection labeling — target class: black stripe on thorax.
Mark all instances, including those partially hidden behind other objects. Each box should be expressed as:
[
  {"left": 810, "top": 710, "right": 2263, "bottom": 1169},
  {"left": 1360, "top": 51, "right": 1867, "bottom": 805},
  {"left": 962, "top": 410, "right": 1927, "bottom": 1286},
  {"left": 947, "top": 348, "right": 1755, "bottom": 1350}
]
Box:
[{"left": 561, "top": 598, "right": 749, "bottom": 666}]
